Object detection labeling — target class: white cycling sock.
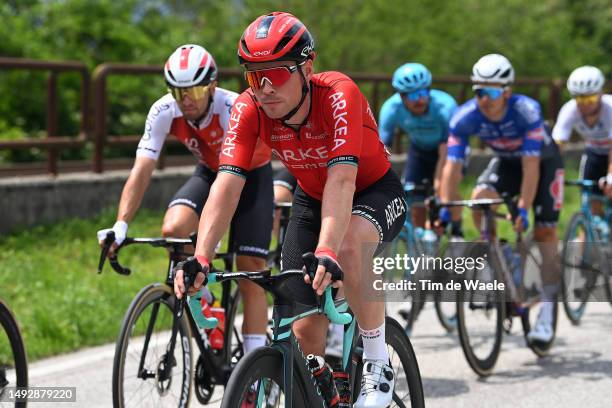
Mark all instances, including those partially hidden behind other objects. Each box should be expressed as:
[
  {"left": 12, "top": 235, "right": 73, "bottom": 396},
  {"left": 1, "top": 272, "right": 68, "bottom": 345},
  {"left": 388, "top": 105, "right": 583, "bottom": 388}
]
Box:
[
  {"left": 359, "top": 322, "right": 388, "bottom": 362},
  {"left": 243, "top": 334, "right": 267, "bottom": 355}
]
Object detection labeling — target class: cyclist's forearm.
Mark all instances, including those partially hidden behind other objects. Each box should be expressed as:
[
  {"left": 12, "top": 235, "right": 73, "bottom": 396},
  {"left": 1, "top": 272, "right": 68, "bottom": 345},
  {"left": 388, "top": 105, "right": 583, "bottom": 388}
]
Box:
[
  {"left": 195, "top": 172, "right": 244, "bottom": 260},
  {"left": 439, "top": 160, "right": 462, "bottom": 202},
  {"left": 608, "top": 147, "right": 612, "bottom": 175},
  {"left": 519, "top": 156, "right": 540, "bottom": 209},
  {"left": 434, "top": 143, "right": 448, "bottom": 192},
  {"left": 317, "top": 166, "right": 357, "bottom": 254},
  {"left": 117, "top": 158, "right": 156, "bottom": 223}
]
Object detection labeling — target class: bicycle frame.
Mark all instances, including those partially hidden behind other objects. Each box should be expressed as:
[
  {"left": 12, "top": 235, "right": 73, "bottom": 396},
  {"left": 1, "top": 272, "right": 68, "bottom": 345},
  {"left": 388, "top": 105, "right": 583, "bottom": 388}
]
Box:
[{"left": 206, "top": 270, "right": 355, "bottom": 408}]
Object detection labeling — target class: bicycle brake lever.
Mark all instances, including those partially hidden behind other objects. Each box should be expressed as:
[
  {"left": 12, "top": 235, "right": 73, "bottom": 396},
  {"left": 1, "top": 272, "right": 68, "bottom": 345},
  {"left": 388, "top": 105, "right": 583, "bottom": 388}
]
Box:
[
  {"left": 97, "top": 231, "right": 115, "bottom": 274},
  {"left": 302, "top": 253, "right": 352, "bottom": 325}
]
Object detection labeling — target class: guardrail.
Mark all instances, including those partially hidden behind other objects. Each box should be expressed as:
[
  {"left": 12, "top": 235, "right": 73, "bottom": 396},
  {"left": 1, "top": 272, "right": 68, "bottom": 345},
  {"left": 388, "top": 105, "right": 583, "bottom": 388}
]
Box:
[
  {"left": 0, "top": 57, "right": 91, "bottom": 175},
  {"left": 1, "top": 57, "right": 570, "bottom": 176}
]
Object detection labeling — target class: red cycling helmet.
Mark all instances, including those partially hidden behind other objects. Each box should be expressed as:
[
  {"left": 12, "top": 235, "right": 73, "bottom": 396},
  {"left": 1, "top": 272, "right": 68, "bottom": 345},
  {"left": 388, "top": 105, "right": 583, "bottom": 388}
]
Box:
[{"left": 238, "top": 12, "right": 315, "bottom": 64}]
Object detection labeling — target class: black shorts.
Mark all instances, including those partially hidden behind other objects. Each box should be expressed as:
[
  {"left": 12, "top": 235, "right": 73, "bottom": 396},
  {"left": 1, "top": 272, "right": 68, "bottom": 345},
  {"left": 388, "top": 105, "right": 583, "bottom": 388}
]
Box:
[
  {"left": 403, "top": 144, "right": 438, "bottom": 194},
  {"left": 579, "top": 150, "right": 608, "bottom": 195},
  {"left": 273, "top": 167, "right": 297, "bottom": 194},
  {"left": 279, "top": 168, "right": 406, "bottom": 305},
  {"left": 169, "top": 163, "right": 274, "bottom": 258},
  {"left": 476, "top": 149, "right": 565, "bottom": 227}
]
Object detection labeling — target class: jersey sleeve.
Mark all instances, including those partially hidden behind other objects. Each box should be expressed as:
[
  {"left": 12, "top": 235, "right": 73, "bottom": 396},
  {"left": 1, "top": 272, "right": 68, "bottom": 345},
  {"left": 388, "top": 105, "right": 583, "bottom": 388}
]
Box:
[
  {"left": 323, "top": 79, "right": 364, "bottom": 168},
  {"left": 378, "top": 97, "right": 397, "bottom": 147},
  {"left": 136, "top": 97, "right": 174, "bottom": 160},
  {"left": 218, "top": 92, "right": 259, "bottom": 178},
  {"left": 446, "top": 107, "right": 471, "bottom": 161},
  {"left": 551, "top": 101, "right": 575, "bottom": 143},
  {"left": 517, "top": 97, "right": 545, "bottom": 156},
  {"left": 437, "top": 92, "right": 458, "bottom": 144}
]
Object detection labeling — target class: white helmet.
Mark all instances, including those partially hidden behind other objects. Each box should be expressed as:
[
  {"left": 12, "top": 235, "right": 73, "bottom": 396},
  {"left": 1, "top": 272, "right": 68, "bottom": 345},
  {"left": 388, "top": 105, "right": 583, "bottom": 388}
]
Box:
[
  {"left": 471, "top": 53, "right": 514, "bottom": 85},
  {"left": 164, "top": 44, "right": 217, "bottom": 88},
  {"left": 567, "top": 66, "right": 605, "bottom": 96}
]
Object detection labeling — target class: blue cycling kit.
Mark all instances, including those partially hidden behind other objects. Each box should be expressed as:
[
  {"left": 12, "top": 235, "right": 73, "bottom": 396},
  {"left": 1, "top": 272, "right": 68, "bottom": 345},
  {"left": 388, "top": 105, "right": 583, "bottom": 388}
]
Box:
[
  {"left": 379, "top": 89, "right": 457, "bottom": 152},
  {"left": 447, "top": 94, "right": 550, "bottom": 161}
]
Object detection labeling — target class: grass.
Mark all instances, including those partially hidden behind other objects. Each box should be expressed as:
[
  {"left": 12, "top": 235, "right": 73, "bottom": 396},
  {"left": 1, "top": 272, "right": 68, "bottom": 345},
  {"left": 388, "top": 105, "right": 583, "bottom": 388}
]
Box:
[{"left": 0, "top": 162, "right": 582, "bottom": 362}]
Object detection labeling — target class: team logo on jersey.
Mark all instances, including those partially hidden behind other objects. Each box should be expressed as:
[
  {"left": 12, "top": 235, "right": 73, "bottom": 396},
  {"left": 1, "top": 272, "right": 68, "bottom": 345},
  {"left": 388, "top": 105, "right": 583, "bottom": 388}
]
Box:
[
  {"left": 549, "top": 169, "right": 564, "bottom": 211},
  {"left": 271, "top": 133, "right": 294, "bottom": 141},
  {"left": 329, "top": 91, "right": 348, "bottom": 151}
]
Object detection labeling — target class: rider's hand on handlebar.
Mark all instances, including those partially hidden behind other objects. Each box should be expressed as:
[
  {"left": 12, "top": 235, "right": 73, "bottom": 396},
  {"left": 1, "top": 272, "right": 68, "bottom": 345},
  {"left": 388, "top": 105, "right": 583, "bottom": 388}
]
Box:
[
  {"left": 97, "top": 221, "right": 128, "bottom": 255},
  {"left": 173, "top": 256, "right": 209, "bottom": 299},
  {"left": 600, "top": 175, "right": 612, "bottom": 198},
  {"left": 303, "top": 248, "right": 343, "bottom": 296},
  {"left": 511, "top": 207, "right": 529, "bottom": 232}
]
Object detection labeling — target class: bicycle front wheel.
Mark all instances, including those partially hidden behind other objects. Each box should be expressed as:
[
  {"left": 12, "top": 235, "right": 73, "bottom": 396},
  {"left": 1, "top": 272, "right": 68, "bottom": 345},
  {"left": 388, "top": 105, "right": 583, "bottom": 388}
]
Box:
[
  {"left": 221, "top": 346, "right": 309, "bottom": 408},
  {"left": 0, "top": 301, "right": 28, "bottom": 408},
  {"left": 112, "top": 283, "right": 192, "bottom": 408},
  {"left": 352, "top": 317, "right": 425, "bottom": 408},
  {"left": 456, "top": 243, "right": 504, "bottom": 377},
  {"left": 561, "top": 213, "right": 598, "bottom": 325}
]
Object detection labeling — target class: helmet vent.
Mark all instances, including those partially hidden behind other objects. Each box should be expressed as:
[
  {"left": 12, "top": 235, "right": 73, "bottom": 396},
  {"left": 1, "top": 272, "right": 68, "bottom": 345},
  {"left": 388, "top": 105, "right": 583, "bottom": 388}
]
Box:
[{"left": 256, "top": 15, "right": 275, "bottom": 39}]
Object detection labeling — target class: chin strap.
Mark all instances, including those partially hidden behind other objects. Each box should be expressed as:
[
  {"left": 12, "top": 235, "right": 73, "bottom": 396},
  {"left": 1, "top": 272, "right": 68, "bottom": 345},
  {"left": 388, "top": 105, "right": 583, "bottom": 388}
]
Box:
[{"left": 281, "top": 67, "right": 310, "bottom": 124}]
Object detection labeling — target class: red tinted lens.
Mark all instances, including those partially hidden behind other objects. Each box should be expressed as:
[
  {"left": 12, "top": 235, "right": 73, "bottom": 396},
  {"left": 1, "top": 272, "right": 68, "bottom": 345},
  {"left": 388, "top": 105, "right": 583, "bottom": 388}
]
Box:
[{"left": 245, "top": 66, "right": 292, "bottom": 90}]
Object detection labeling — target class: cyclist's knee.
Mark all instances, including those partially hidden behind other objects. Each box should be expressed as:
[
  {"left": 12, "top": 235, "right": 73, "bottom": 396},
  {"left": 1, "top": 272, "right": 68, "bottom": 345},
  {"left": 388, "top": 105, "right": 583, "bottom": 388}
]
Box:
[
  {"left": 534, "top": 225, "right": 557, "bottom": 242},
  {"left": 471, "top": 185, "right": 497, "bottom": 200},
  {"left": 162, "top": 206, "right": 197, "bottom": 237},
  {"left": 236, "top": 255, "right": 266, "bottom": 272},
  {"left": 274, "top": 185, "right": 293, "bottom": 203}
]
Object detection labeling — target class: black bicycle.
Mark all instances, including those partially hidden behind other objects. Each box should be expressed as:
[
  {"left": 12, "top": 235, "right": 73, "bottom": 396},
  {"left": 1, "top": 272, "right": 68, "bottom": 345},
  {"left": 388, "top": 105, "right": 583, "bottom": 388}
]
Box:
[
  {"left": 436, "top": 196, "right": 557, "bottom": 377},
  {"left": 99, "top": 232, "right": 244, "bottom": 408},
  {"left": 0, "top": 299, "right": 28, "bottom": 408},
  {"left": 211, "top": 253, "right": 425, "bottom": 408}
]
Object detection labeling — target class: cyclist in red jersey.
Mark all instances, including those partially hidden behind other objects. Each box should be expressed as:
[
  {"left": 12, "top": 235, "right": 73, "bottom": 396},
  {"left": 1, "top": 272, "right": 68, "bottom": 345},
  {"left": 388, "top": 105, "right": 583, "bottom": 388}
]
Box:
[
  {"left": 173, "top": 13, "right": 407, "bottom": 407},
  {"left": 98, "top": 44, "right": 273, "bottom": 356}
]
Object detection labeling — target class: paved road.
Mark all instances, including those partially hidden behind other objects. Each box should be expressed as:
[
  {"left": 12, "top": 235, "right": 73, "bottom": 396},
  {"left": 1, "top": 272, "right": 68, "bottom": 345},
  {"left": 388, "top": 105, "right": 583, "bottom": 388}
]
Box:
[{"left": 25, "top": 302, "right": 612, "bottom": 407}]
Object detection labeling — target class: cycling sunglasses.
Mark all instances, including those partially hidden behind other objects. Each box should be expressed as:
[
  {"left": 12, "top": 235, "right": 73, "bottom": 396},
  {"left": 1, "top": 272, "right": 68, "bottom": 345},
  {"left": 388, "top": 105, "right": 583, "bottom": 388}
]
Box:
[
  {"left": 168, "top": 83, "right": 212, "bottom": 101},
  {"left": 474, "top": 87, "right": 505, "bottom": 100},
  {"left": 574, "top": 94, "right": 599, "bottom": 105},
  {"left": 244, "top": 62, "right": 304, "bottom": 91},
  {"left": 402, "top": 88, "right": 430, "bottom": 102}
]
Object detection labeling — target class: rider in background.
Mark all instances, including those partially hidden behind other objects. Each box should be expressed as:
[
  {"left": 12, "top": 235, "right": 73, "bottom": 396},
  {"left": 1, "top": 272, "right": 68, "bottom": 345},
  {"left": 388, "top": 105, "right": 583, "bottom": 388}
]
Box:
[
  {"left": 439, "top": 53, "right": 565, "bottom": 344},
  {"left": 173, "top": 12, "right": 406, "bottom": 407},
  {"left": 379, "top": 63, "right": 460, "bottom": 234},
  {"left": 553, "top": 65, "right": 612, "bottom": 199},
  {"left": 97, "top": 44, "right": 273, "bottom": 357}
]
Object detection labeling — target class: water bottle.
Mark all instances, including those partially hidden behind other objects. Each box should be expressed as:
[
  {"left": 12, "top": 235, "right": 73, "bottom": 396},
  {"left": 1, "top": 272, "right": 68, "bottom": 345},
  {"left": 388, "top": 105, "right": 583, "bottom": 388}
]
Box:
[
  {"left": 200, "top": 297, "right": 225, "bottom": 350},
  {"left": 332, "top": 364, "right": 351, "bottom": 408},
  {"left": 501, "top": 241, "right": 523, "bottom": 289},
  {"left": 593, "top": 216, "right": 610, "bottom": 240},
  {"left": 307, "top": 355, "right": 339, "bottom": 407},
  {"left": 421, "top": 228, "right": 437, "bottom": 255}
]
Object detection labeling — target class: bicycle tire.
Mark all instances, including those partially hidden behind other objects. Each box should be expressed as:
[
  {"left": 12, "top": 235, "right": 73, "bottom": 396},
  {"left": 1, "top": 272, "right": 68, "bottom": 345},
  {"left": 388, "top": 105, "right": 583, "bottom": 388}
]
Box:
[
  {"left": 0, "top": 301, "right": 28, "bottom": 408},
  {"left": 434, "top": 294, "right": 458, "bottom": 333},
  {"left": 221, "top": 346, "right": 309, "bottom": 408},
  {"left": 390, "top": 229, "right": 424, "bottom": 335},
  {"left": 112, "top": 283, "right": 192, "bottom": 408},
  {"left": 456, "top": 243, "right": 504, "bottom": 377},
  {"left": 561, "top": 213, "right": 595, "bottom": 325},
  {"left": 352, "top": 317, "right": 425, "bottom": 408}
]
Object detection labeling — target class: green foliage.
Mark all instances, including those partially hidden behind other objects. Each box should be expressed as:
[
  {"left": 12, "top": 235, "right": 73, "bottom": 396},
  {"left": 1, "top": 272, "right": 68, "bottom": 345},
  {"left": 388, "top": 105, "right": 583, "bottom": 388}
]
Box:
[{"left": 0, "top": 0, "right": 610, "bottom": 162}]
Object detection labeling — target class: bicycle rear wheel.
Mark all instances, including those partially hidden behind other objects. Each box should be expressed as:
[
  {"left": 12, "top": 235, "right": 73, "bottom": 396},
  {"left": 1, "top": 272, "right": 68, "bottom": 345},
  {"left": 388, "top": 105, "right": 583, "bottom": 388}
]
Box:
[
  {"left": 387, "top": 229, "right": 424, "bottom": 335},
  {"left": 112, "top": 283, "right": 192, "bottom": 408},
  {"left": 456, "top": 243, "right": 504, "bottom": 377},
  {"left": 561, "top": 213, "right": 599, "bottom": 325},
  {"left": 0, "top": 301, "right": 28, "bottom": 408},
  {"left": 352, "top": 317, "right": 425, "bottom": 407}
]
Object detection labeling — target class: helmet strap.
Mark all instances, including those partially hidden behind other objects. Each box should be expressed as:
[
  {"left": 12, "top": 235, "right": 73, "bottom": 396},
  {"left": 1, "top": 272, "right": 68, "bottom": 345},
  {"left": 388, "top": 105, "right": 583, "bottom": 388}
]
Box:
[{"left": 281, "top": 65, "right": 310, "bottom": 125}]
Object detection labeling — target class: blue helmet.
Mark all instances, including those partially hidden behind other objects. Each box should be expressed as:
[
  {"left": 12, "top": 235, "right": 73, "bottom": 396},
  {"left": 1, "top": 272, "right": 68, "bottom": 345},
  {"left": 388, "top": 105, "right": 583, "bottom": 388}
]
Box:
[{"left": 391, "top": 63, "right": 432, "bottom": 93}]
